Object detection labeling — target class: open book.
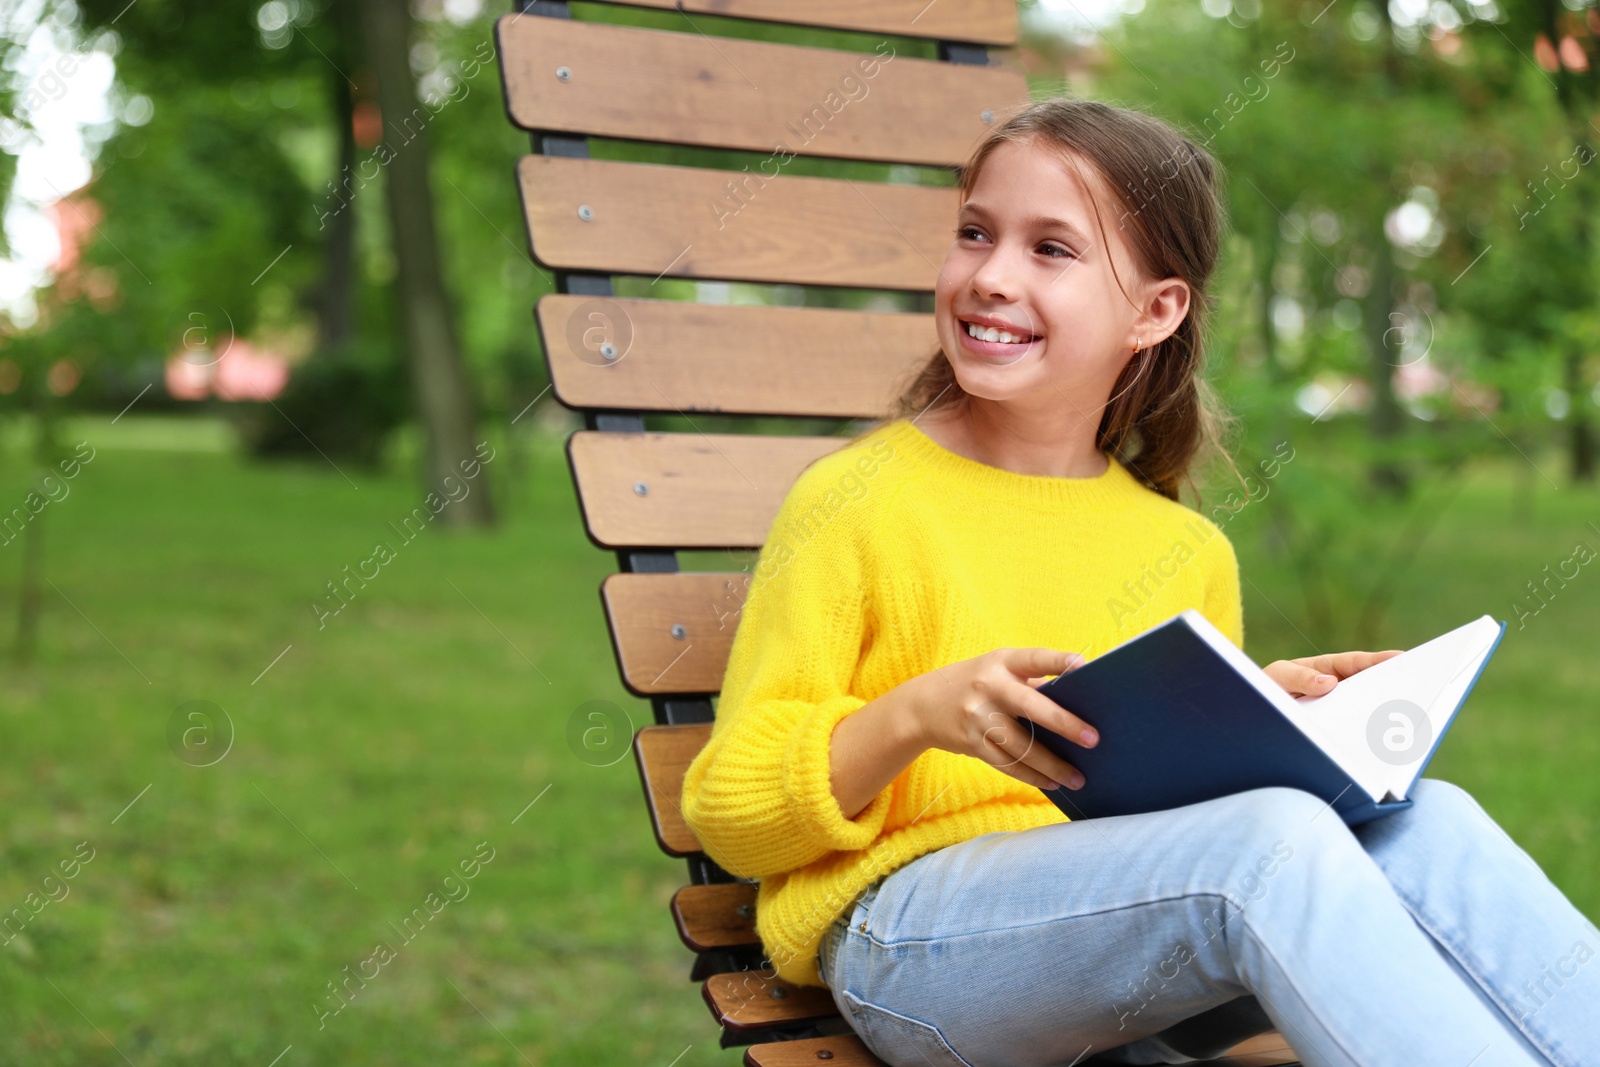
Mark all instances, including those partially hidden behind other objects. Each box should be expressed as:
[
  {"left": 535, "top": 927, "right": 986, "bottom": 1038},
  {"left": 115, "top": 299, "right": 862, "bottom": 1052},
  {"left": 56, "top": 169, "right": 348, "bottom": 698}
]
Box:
[{"left": 1018, "top": 609, "right": 1507, "bottom": 826}]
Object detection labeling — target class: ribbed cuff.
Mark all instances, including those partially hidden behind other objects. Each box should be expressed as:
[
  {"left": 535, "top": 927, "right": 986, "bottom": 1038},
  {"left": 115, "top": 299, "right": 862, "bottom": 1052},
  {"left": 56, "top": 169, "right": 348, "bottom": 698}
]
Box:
[{"left": 784, "top": 695, "right": 892, "bottom": 852}]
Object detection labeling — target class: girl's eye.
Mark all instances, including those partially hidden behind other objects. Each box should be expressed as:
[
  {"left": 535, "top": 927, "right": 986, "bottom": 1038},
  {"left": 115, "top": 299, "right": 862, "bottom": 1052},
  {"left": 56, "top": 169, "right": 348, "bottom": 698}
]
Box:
[{"left": 953, "top": 226, "right": 1077, "bottom": 260}]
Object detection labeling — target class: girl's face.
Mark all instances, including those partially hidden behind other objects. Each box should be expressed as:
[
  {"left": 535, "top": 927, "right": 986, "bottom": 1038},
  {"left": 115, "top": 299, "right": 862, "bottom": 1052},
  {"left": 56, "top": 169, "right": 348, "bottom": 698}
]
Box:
[{"left": 933, "top": 137, "right": 1189, "bottom": 418}]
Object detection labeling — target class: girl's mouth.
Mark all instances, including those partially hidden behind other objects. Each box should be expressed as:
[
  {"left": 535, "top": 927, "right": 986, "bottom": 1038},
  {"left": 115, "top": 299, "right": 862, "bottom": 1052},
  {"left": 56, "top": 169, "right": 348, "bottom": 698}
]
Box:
[{"left": 956, "top": 316, "right": 1040, "bottom": 360}]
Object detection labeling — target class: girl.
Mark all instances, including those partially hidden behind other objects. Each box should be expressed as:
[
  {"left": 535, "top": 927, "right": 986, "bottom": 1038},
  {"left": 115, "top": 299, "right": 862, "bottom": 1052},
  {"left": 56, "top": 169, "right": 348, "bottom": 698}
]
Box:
[{"left": 680, "top": 98, "right": 1600, "bottom": 1067}]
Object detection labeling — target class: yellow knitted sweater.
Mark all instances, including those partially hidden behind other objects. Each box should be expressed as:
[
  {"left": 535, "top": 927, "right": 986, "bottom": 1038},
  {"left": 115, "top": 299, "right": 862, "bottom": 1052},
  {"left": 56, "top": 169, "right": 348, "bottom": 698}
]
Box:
[{"left": 680, "top": 416, "right": 1245, "bottom": 988}]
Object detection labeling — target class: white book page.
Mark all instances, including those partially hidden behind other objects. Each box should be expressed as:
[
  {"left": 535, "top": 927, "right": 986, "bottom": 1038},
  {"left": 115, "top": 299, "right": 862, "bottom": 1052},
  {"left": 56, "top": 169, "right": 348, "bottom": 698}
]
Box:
[
  {"left": 1174, "top": 610, "right": 1500, "bottom": 804},
  {"left": 1281, "top": 616, "right": 1501, "bottom": 802},
  {"left": 1172, "top": 610, "right": 1366, "bottom": 782},
  {"left": 1387, "top": 622, "right": 1502, "bottom": 797}
]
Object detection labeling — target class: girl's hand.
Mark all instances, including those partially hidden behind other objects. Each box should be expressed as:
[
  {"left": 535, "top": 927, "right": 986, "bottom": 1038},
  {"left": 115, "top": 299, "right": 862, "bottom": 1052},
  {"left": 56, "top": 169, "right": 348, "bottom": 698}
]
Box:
[
  {"left": 908, "top": 648, "right": 1098, "bottom": 791},
  {"left": 1263, "top": 649, "right": 1404, "bottom": 698}
]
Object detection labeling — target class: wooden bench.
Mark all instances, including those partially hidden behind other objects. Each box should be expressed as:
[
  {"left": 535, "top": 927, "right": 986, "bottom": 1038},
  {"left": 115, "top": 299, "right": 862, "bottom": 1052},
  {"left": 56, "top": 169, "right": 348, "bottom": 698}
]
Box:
[{"left": 493, "top": 2, "right": 1303, "bottom": 1062}]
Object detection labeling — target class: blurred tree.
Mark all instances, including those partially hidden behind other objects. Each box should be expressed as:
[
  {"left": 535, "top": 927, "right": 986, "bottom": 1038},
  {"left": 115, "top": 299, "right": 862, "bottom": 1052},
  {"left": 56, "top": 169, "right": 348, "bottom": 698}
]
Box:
[
  {"left": 1, "top": 0, "right": 318, "bottom": 654},
  {"left": 1529, "top": 0, "right": 1597, "bottom": 482},
  {"left": 51, "top": 0, "right": 494, "bottom": 525},
  {"left": 1086, "top": 0, "right": 1591, "bottom": 646},
  {"left": 314, "top": 0, "right": 361, "bottom": 353},
  {"left": 0, "top": 13, "right": 17, "bottom": 253},
  {"left": 356, "top": 0, "right": 493, "bottom": 526},
  {"left": 1441, "top": 0, "right": 1598, "bottom": 492}
]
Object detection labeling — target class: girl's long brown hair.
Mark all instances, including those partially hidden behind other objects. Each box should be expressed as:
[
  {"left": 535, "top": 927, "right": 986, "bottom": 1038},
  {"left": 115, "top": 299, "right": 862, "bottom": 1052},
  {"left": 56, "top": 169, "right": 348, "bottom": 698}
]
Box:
[{"left": 857, "top": 96, "right": 1244, "bottom": 505}]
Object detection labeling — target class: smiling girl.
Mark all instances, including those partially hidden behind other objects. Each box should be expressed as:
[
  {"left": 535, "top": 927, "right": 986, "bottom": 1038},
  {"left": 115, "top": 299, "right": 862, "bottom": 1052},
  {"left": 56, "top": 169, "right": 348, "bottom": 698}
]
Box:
[{"left": 681, "top": 98, "right": 1600, "bottom": 1067}]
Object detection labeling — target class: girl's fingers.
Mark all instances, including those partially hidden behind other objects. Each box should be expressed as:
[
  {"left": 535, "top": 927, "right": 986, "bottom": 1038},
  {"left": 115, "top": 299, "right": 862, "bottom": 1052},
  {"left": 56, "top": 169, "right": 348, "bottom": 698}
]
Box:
[
  {"left": 1295, "top": 649, "right": 1405, "bottom": 680},
  {"left": 1017, "top": 684, "right": 1099, "bottom": 749},
  {"left": 978, "top": 711, "right": 1085, "bottom": 789},
  {"left": 1298, "top": 665, "right": 1339, "bottom": 695},
  {"left": 1006, "top": 647, "right": 1086, "bottom": 682},
  {"left": 1267, "top": 660, "right": 1339, "bottom": 697},
  {"left": 1350, "top": 649, "right": 1404, "bottom": 672}
]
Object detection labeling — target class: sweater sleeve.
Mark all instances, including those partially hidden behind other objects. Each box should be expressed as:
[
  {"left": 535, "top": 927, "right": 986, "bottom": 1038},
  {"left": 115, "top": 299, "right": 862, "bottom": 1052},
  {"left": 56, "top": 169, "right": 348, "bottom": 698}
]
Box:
[
  {"left": 1198, "top": 520, "right": 1246, "bottom": 651},
  {"left": 679, "top": 462, "right": 894, "bottom": 880}
]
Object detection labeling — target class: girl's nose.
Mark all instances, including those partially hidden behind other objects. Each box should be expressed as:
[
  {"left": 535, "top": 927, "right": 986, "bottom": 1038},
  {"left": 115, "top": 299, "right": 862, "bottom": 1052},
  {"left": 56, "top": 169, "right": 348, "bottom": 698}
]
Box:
[{"left": 970, "top": 245, "right": 1025, "bottom": 301}]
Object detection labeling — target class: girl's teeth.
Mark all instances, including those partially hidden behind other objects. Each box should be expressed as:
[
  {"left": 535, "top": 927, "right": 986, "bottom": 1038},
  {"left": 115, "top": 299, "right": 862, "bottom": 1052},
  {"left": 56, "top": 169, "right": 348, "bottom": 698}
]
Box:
[{"left": 965, "top": 321, "right": 1031, "bottom": 344}]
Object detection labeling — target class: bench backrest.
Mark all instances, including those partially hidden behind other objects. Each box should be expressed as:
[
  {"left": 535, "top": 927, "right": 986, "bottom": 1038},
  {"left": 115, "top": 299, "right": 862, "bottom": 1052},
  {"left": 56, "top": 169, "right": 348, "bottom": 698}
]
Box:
[{"left": 494, "top": 0, "right": 1028, "bottom": 1058}]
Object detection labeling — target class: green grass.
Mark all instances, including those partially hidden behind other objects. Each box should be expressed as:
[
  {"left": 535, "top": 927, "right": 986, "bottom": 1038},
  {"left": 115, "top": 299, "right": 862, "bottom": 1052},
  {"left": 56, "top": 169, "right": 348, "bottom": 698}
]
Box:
[
  {"left": 0, "top": 414, "right": 1596, "bottom": 1064},
  {"left": 1, "top": 413, "right": 730, "bottom": 1066}
]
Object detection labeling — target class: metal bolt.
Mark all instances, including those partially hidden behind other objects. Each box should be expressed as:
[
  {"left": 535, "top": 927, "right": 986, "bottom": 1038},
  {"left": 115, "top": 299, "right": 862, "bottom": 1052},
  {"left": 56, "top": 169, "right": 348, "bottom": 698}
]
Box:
[
  {"left": 556, "top": 66, "right": 571, "bottom": 81},
  {"left": 577, "top": 204, "right": 593, "bottom": 221},
  {"left": 736, "top": 903, "right": 754, "bottom": 919},
  {"left": 633, "top": 481, "right": 648, "bottom": 496},
  {"left": 981, "top": 109, "right": 994, "bottom": 124},
  {"left": 599, "top": 342, "right": 617, "bottom": 360},
  {"left": 670, "top": 624, "right": 687, "bottom": 640},
  {"left": 769, "top": 986, "right": 788, "bottom": 1000},
  {"left": 816, "top": 1052, "right": 834, "bottom": 1061}
]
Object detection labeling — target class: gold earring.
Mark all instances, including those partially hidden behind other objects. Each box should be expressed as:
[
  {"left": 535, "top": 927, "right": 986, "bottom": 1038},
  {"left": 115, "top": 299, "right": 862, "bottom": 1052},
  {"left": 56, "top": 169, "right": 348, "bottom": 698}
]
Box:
[{"left": 1133, "top": 337, "right": 1143, "bottom": 356}]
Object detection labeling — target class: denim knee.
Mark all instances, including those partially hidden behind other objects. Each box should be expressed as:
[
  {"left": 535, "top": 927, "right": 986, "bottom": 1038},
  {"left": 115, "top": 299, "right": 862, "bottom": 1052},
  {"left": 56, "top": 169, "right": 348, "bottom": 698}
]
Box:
[
  {"left": 1215, "top": 786, "right": 1351, "bottom": 849},
  {"left": 1201, "top": 787, "right": 1369, "bottom": 896},
  {"left": 1227, "top": 785, "right": 1332, "bottom": 824},
  {"left": 1381, "top": 778, "right": 1502, "bottom": 848},
  {"left": 1393, "top": 777, "right": 1540, "bottom": 874},
  {"left": 1408, "top": 777, "right": 1481, "bottom": 821}
]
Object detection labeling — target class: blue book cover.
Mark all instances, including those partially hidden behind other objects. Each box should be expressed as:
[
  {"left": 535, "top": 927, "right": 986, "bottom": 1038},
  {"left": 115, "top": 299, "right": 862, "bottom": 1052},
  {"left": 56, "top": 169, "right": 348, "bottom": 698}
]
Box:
[{"left": 1018, "top": 609, "right": 1507, "bottom": 827}]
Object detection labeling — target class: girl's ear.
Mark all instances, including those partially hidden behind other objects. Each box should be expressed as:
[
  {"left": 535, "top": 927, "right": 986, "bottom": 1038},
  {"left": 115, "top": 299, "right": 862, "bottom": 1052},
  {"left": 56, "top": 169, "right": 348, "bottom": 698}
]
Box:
[{"left": 1136, "top": 276, "right": 1191, "bottom": 348}]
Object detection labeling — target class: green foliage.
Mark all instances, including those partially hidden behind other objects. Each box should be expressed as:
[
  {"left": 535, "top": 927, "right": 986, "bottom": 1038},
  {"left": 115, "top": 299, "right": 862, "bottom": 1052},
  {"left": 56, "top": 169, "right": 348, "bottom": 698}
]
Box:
[
  {"left": 0, "top": 0, "right": 1591, "bottom": 483},
  {"left": 1071, "top": 0, "right": 1600, "bottom": 646},
  {"left": 78, "top": 83, "right": 314, "bottom": 355}
]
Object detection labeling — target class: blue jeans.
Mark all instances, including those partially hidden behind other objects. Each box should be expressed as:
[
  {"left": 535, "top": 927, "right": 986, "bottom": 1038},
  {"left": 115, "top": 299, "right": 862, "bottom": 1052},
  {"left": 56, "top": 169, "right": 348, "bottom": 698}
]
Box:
[{"left": 814, "top": 779, "right": 1600, "bottom": 1067}]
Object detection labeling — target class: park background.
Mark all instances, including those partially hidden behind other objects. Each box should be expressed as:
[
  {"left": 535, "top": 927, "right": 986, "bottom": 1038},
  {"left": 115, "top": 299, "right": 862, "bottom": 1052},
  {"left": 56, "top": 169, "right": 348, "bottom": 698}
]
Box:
[{"left": 2, "top": 0, "right": 1599, "bottom": 1062}]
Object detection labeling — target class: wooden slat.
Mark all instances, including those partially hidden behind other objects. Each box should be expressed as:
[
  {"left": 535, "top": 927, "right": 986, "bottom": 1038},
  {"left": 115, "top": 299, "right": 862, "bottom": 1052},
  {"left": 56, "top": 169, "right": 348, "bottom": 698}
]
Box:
[
  {"left": 705, "top": 971, "right": 838, "bottom": 1033},
  {"left": 498, "top": 17, "right": 1027, "bottom": 166},
  {"left": 635, "top": 723, "right": 711, "bottom": 856},
  {"left": 536, "top": 295, "right": 933, "bottom": 418},
  {"left": 745, "top": 1033, "right": 881, "bottom": 1067},
  {"left": 603, "top": 572, "right": 747, "bottom": 695},
  {"left": 743, "top": 1032, "right": 1299, "bottom": 1067},
  {"left": 672, "top": 881, "right": 759, "bottom": 952},
  {"left": 568, "top": 431, "right": 844, "bottom": 549},
  {"left": 537, "top": 292, "right": 929, "bottom": 416},
  {"left": 584, "top": 0, "right": 1018, "bottom": 45},
  {"left": 517, "top": 155, "right": 954, "bottom": 290},
  {"left": 1212, "top": 1033, "right": 1299, "bottom": 1065}
]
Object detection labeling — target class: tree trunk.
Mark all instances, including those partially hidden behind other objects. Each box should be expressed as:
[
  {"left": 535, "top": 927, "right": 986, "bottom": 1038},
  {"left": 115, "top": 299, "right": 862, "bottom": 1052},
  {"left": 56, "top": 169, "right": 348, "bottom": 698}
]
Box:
[
  {"left": 15, "top": 489, "right": 44, "bottom": 664},
  {"left": 1512, "top": 426, "right": 1536, "bottom": 526},
  {"left": 1534, "top": 0, "right": 1597, "bottom": 483},
  {"left": 14, "top": 407, "right": 59, "bottom": 663},
  {"left": 1568, "top": 350, "right": 1595, "bottom": 481},
  {"left": 357, "top": 0, "right": 495, "bottom": 526},
  {"left": 1561, "top": 164, "right": 1595, "bottom": 481},
  {"left": 1361, "top": 211, "right": 1408, "bottom": 497},
  {"left": 1556, "top": 128, "right": 1596, "bottom": 482},
  {"left": 1256, "top": 228, "right": 1283, "bottom": 386},
  {"left": 317, "top": 0, "right": 360, "bottom": 353},
  {"left": 1358, "top": 1, "right": 1409, "bottom": 498}
]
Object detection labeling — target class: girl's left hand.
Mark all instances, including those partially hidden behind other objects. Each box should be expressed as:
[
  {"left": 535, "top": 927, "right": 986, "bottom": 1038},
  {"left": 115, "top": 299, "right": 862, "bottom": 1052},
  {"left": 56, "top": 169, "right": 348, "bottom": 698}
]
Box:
[{"left": 1263, "top": 649, "right": 1404, "bottom": 698}]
